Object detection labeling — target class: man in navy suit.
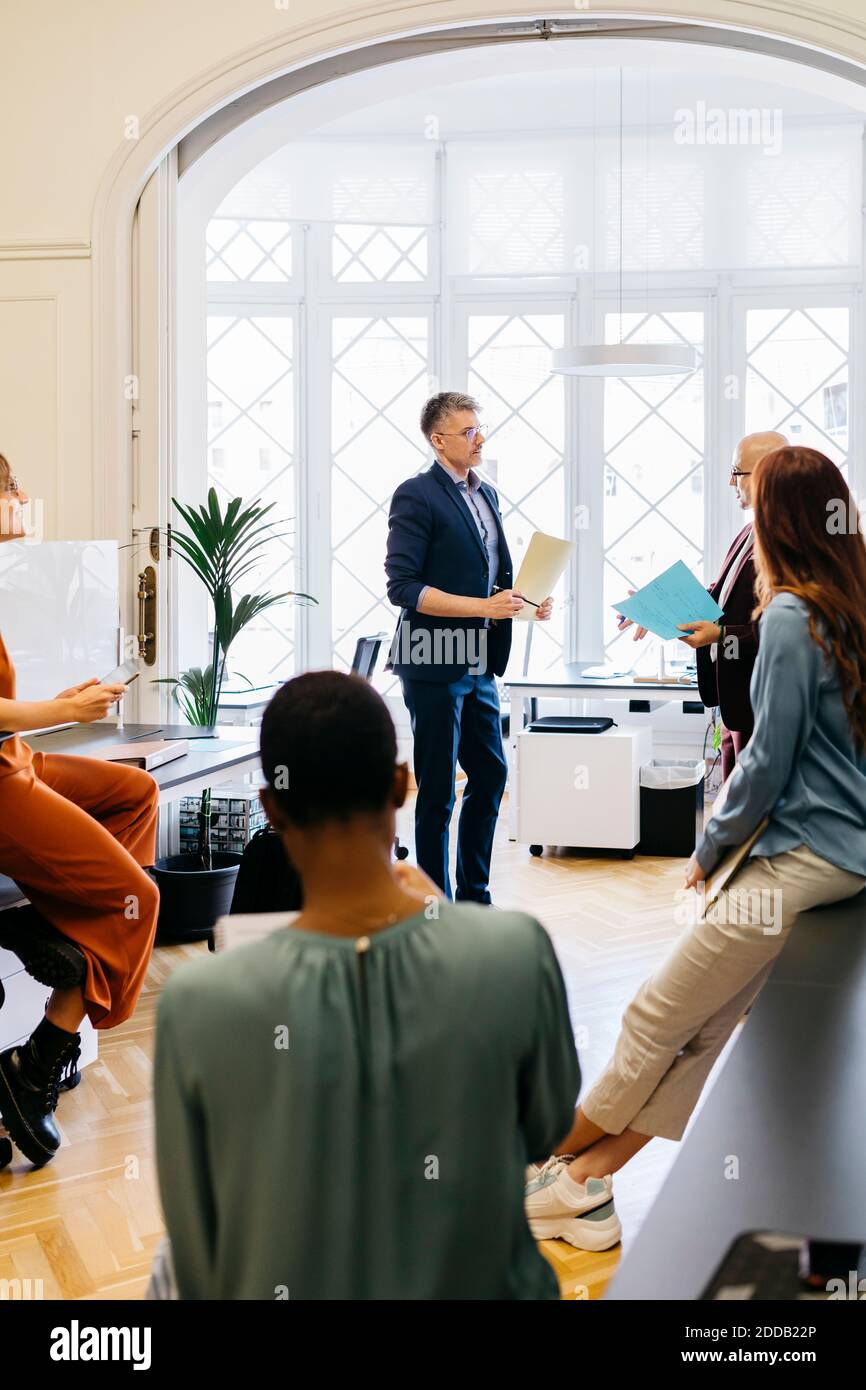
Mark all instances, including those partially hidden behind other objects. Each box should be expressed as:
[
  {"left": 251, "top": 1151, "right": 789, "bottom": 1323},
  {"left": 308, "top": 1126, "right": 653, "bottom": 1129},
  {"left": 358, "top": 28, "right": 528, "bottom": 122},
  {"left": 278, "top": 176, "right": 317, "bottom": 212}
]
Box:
[{"left": 385, "top": 392, "right": 553, "bottom": 902}]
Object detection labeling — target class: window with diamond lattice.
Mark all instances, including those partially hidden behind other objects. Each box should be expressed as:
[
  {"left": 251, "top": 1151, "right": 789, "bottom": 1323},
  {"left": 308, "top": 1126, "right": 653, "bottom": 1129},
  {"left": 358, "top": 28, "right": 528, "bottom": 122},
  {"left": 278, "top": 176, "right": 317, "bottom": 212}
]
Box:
[
  {"left": 461, "top": 173, "right": 565, "bottom": 274},
  {"left": 602, "top": 311, "right": 705, "bottom": 664},
  {"left": 745, "top": 307, "right": 849, "bottom": 469},
  {"left": 465, "top": 312, "right": 567, "bottom": 670},
  {"left": 331, "top": 168, "right": 431, "bottom": 225},
  {"left": 746, "top": 148, "right": 854, "bottom": 268},
  {"left": 206, "top": 314, "right": 297, "bottom": 685},
  {"left": 332, "top": 225, "right": 428, "bottom": 282},
  {"left": 604, "top": 158, "right": 704, "bottom": 271},
  {"left": 206, "top": 219, "right": 292, "bottom": 282},
  {"left": 331, "top": 316, "right": 431, "bottom": 684}
]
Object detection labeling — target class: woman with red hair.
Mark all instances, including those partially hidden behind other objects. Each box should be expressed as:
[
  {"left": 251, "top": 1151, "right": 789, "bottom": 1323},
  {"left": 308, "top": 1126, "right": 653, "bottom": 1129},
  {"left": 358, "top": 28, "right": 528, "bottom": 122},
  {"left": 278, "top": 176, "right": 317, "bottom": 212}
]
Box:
[{"left": 526, "top": 446, "right": 866, "bottom": 1249}]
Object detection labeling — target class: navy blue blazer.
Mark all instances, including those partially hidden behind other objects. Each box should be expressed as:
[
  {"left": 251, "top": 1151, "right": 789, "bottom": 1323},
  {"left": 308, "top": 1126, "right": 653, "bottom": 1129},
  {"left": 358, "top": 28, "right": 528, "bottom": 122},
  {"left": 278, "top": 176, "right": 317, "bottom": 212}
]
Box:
[{"left": 384, "top": 463, "right": 513, "bottom": 683}]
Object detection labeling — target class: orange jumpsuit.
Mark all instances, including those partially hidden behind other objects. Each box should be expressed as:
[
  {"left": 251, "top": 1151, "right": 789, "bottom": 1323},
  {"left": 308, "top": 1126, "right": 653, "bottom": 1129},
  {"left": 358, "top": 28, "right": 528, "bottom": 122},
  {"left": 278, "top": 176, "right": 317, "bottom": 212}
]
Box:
[{"left": 0, "top": 630, "right": 159, "bottom": 1028}]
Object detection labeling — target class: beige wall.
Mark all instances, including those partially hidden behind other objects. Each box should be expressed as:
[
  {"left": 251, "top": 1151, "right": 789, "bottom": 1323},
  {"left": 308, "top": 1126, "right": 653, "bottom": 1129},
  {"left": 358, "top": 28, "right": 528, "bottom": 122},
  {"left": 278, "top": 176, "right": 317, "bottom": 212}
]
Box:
[{"left": 1, "top": 0, "right": 866, "bottom": 539}]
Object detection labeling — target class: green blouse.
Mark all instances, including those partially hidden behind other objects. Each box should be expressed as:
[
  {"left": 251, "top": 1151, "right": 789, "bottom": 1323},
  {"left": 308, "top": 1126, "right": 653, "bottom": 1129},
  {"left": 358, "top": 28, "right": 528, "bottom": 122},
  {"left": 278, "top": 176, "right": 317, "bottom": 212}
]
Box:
[{"left": 155, "top": 902, "right": 579, "bottom": 1300}]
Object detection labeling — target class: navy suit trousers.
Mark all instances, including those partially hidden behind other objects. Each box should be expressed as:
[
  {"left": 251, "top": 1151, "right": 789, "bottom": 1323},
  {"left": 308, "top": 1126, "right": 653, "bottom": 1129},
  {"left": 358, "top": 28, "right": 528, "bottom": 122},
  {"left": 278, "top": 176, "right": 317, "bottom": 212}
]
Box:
[{"left": 400, "top": 672, "right": 508, "bottom": 903}]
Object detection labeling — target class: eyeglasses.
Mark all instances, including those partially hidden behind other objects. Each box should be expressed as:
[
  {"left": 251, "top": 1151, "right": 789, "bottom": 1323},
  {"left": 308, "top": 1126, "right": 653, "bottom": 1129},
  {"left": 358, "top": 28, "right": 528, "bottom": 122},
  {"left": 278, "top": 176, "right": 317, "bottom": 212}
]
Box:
[
  {"left": 730, "top": 467, "right": 752, "bottom": 479},
  {"left": 436, "top": 426, "right": 486, "bottom": 444}
]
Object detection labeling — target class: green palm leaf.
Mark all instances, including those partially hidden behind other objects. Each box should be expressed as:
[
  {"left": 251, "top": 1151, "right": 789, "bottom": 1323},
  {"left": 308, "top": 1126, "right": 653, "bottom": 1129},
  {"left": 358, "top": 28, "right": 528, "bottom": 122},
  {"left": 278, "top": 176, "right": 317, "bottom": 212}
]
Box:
[{"left": 149, "top": 489, "right": 318, "bottom": 848}]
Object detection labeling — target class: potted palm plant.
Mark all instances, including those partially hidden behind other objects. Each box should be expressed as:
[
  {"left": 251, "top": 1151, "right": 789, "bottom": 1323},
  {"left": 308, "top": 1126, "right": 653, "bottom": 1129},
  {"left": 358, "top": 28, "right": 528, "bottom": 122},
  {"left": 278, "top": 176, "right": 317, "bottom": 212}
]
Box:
[{"left": 149, "top": 488, "right": 315, "bottom": 940}]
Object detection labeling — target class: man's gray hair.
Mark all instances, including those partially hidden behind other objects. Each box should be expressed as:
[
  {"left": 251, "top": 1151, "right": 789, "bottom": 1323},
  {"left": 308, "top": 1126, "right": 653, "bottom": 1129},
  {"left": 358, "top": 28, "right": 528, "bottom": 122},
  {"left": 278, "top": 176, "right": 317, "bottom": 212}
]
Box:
[{"left": 420, "top": 392, "right": 480, "bottom": 442}]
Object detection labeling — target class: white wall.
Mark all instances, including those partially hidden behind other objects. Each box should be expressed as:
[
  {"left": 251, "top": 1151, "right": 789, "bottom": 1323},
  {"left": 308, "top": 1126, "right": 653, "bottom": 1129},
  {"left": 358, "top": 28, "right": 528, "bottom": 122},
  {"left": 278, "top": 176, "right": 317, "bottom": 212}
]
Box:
[{"left": 2, "top": 0, "right": 866, "bottom": 545}]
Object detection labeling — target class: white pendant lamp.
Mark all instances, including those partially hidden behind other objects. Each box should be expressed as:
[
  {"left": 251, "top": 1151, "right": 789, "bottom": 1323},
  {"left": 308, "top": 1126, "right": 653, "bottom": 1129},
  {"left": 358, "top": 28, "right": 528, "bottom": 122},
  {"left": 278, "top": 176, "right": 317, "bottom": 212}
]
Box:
[
  {"left": 551, "top": 343, "right": 696, "bottom": 377},
  {"left": 551, "top": 69, "right": 696, "bottom": 380}
]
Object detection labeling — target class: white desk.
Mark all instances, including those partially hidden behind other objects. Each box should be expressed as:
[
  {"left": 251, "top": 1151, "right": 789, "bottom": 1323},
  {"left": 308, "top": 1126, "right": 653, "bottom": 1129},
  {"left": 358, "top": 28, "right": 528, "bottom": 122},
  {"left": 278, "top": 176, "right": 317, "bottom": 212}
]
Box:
[
  {"left": 216, "top": 685, "right": 280, "bottom": 727},
  {"left": 503, "top": 663, "right": 704, "bottom": 841}
]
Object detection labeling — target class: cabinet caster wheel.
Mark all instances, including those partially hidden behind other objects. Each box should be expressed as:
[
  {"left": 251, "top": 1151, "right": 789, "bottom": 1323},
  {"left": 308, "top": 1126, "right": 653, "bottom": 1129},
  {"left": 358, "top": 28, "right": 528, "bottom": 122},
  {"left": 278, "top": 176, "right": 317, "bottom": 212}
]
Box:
[
  {"left": 0, "top": 1137, "right": 13, "bottom": 1170},
  {"left": 529, "top": 845, "right": 543, "bottom": 857}
]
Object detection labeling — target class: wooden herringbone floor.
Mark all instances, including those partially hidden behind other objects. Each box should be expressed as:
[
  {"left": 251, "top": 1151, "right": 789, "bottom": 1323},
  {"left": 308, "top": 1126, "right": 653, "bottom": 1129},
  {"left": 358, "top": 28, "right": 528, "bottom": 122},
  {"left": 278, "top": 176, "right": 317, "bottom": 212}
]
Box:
[{"left": 0, "top": 793, "right": 723, "bottom": 1301}]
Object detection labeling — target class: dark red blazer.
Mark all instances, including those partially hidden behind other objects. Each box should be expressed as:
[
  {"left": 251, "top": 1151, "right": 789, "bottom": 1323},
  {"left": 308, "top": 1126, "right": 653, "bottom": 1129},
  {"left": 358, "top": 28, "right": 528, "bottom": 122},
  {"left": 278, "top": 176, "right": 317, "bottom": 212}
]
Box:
[{"left": 696, "top": 524, "right": 759, "bottom": 734}]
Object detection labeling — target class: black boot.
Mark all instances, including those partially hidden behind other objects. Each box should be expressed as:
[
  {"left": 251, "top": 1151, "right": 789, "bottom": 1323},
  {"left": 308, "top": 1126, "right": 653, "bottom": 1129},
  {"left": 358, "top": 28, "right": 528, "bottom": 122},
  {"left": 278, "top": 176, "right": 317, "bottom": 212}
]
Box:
[
  {"left": 38, "top": 1000, "right": 81, "bottom": 1094},
  {"left": 0, "top": 1017, "right": 81, "bottom": 1167},
  {"left": 58, "top": 1042, "right": 81, "bottom": 1093},
  {"left": 0, "top": 905, "right": 87, "bottom": 990}
]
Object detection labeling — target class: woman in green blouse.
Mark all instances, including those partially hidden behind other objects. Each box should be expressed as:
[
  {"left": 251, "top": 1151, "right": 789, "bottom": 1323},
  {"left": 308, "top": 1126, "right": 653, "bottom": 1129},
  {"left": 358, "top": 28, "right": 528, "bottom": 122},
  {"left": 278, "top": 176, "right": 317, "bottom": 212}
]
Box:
[{"left": 155, "top": 670, "right": 580, "bottom": 1299}]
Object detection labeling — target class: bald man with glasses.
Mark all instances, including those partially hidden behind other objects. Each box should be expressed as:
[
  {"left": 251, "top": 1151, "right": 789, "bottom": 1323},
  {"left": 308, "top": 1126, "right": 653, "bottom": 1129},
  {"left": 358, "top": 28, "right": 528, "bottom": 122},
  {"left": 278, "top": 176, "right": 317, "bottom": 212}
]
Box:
[{"left": 622, "top": 431, "right": 788, "bottom": 780}]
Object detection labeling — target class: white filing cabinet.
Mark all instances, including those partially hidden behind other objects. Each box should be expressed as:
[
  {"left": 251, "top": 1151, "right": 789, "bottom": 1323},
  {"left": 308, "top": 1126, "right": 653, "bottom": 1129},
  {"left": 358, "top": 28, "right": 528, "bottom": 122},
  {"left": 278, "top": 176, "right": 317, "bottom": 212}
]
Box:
[{"left": 516, "top": 725, "right": 653, "bottom": 854}]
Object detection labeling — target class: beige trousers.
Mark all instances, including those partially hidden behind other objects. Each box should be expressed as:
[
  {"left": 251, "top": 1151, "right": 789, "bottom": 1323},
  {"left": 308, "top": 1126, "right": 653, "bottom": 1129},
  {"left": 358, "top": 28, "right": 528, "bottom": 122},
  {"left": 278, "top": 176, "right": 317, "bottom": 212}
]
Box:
[{"left": 582, "top": 845, "right": 865, "bottom": 1142}]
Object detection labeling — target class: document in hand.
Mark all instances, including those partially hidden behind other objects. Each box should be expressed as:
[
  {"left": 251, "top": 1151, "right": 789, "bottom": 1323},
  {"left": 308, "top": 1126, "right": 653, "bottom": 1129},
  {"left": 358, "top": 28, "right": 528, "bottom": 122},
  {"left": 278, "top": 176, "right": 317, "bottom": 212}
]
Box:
[
  {"left": 701, "top": 817, "right": 770, "bottom": 914},
  {"left": 612, "top": 560, "right": 723, "bottom": 640},
  {"left": 513, "top": 531, "right": 575, "bottom": 621}
]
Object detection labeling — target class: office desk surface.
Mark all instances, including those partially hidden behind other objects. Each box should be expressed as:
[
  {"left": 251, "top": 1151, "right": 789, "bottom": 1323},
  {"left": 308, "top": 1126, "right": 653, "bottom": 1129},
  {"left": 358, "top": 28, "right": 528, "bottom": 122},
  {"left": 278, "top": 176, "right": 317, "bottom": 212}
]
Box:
[
  {"left": 769, "top": 891, "right": 866, "bottom": 991},
  {"left": 606, "top": 894, "right": 866, "bottom": 1300},
  {"left": 504, "top": 661, "right": 701, "bottom": 698},
  {"left": 0, "top": 724, "right": 261, "bottom": 913},
  {"left": 24, "top": 721, "right": 261, "bottom": 797}
]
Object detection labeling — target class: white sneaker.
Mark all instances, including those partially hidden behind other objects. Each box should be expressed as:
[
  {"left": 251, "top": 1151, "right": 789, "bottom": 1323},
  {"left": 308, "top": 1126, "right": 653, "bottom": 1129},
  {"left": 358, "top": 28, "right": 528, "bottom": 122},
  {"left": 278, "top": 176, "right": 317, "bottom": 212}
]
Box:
[
  {"left": 525, "top": 1164, "right": 622, "bottom": 1251},
  {"left": 524, "top": 1153, "right": 576, "bottom": 1187}
]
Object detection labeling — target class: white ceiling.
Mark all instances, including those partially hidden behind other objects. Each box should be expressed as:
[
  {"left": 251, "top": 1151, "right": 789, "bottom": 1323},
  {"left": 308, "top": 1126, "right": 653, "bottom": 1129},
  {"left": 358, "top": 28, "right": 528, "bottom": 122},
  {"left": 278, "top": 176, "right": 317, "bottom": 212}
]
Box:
[
  {"left": 309, "top": 38, "right": 866, "bottom": 138},
  {"left": 185, "top": 36, "right": 866, "bottom": 218}
]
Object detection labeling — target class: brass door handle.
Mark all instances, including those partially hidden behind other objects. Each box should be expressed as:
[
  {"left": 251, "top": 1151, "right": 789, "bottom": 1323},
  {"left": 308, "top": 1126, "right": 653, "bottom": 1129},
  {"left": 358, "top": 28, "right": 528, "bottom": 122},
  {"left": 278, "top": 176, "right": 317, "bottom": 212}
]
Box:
[{"left": 137, "top": 567, "right": 157, "bottom": 665}]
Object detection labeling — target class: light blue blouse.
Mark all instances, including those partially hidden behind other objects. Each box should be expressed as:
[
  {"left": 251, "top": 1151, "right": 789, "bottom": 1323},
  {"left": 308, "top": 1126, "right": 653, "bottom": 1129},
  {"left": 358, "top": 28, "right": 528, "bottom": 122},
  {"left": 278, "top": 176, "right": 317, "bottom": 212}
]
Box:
[{"left": 697, "top": 592, "right": 866, "bottom": 877}]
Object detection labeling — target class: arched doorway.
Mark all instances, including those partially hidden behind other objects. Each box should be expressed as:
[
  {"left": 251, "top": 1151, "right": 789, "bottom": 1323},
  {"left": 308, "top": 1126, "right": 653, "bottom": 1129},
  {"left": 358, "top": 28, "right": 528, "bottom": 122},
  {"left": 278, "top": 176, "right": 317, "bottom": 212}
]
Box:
[{"left": 104, "top": 11, "right": 866, "bottom": 718}]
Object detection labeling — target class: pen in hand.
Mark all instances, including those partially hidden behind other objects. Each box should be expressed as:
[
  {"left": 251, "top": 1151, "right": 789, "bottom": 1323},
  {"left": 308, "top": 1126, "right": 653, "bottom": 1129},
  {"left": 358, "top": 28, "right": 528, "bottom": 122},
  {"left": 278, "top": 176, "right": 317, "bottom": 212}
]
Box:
[{"left": 492, "top": 585, "right": 539, "bottom": 609}]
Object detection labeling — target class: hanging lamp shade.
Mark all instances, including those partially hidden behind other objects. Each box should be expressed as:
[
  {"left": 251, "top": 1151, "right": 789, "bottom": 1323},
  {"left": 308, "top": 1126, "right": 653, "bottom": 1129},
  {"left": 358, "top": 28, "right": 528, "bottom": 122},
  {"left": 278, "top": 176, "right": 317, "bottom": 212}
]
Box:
[
  {"left": 551, "top": 69, "right": 698, "bottom": 381},
  {"left": 550, "top": 344, "right": 697, "bottom": 377}
]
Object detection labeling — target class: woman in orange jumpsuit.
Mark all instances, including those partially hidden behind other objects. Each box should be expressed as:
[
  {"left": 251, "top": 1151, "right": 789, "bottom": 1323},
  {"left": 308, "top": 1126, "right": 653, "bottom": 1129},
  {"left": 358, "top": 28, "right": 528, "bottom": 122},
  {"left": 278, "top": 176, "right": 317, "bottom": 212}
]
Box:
[{"left": 0, "top": 456, "right": 160, "bottom": 1167}]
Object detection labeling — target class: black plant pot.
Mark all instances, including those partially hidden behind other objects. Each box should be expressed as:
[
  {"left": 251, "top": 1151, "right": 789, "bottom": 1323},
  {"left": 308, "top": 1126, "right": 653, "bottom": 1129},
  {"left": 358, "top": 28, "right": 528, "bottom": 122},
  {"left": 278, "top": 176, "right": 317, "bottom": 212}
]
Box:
[{"left": 150, "top": 852, "right": 243, "bottom": 943}]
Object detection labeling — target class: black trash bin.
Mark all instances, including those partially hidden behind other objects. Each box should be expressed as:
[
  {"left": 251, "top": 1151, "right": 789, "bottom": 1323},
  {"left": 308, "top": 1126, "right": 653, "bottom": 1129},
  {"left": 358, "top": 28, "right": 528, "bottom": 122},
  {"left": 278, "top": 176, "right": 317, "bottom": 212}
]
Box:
[{"left": 638, "top": 759, "right": 706, "bottom": 856}]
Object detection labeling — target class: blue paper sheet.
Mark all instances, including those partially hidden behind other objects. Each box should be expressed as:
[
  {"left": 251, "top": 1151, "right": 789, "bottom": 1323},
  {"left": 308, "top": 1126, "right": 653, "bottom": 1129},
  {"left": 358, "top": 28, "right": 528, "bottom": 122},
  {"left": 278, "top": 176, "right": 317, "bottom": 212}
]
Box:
[{"left": 612, "top": 560, "right": 723, "bottom": 640}]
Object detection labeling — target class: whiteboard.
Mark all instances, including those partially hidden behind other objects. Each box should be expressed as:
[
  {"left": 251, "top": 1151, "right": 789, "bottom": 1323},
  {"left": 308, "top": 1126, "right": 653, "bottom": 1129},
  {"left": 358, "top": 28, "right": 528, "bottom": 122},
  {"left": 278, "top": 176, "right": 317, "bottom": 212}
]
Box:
[{"left": 0, "top": 541, "right": 119, "bottom": 700}]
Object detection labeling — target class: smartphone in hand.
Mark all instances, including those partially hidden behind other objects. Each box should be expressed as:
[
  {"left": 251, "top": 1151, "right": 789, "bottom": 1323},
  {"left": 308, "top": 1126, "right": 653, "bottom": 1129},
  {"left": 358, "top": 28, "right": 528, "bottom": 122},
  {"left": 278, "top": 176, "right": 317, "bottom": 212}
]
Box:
[{"left": 101, "top": 661, "right": 140, "bottom": 687}]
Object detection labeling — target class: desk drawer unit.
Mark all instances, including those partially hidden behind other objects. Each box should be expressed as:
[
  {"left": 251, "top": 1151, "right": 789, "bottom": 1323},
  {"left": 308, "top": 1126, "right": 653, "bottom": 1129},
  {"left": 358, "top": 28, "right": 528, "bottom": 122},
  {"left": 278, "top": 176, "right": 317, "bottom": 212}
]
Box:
[
  {"left": 516, "top": 725, "right": 652, "bottom": 852},
  {"left": 1, "top": 949, "right": 98, "bottom": 1066}
]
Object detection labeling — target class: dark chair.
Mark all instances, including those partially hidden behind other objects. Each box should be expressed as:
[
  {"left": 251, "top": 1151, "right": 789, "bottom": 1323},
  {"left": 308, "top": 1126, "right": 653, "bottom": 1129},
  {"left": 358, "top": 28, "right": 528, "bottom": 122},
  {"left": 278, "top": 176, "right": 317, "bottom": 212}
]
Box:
[
  {"left": 350, "top": 633, "right": 386, "bottom": 682},
  {"left": 350, "top": 633, "right": 408, "bottom": 860}
]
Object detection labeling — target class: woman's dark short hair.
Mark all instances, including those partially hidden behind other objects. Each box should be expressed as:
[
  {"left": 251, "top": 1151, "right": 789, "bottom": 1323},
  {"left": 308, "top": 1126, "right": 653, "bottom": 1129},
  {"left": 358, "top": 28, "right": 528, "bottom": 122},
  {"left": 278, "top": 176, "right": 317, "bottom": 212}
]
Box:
[{"left": 260, "top": 671, "right": 398, "bottom": 827}]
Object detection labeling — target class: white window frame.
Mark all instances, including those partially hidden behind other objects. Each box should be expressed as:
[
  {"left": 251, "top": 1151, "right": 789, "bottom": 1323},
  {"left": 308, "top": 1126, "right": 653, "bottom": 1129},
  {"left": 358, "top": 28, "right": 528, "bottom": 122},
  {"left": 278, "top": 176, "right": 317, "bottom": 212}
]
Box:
[
  {"left": 730, "top": 281, "right": 859, "bottom": 491},
  {"left": 451, "top": 292, "right": 577, "bottom": 669},
  {"left": 322, "top": 298, "right": 438, "bottom": 676},
  {"left": 187, "top": 119, "right": 863, "bottom": 687},
  {"left": 574, "top": 285, "right": 716, "bottom": 660},
  {"left": 204, "top": 292, "right": 305, "bottom": 680},
  {"left": 201, "top": 264, "right": 863, "bottom": 677}
]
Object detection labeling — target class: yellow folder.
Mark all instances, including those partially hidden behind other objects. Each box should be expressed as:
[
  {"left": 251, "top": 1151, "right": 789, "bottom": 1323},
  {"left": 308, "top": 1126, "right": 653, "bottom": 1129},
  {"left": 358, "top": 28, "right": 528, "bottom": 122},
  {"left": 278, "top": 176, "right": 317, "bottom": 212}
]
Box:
[{"left": 512, "top": 531, "right": 575, "bottom": 621}]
